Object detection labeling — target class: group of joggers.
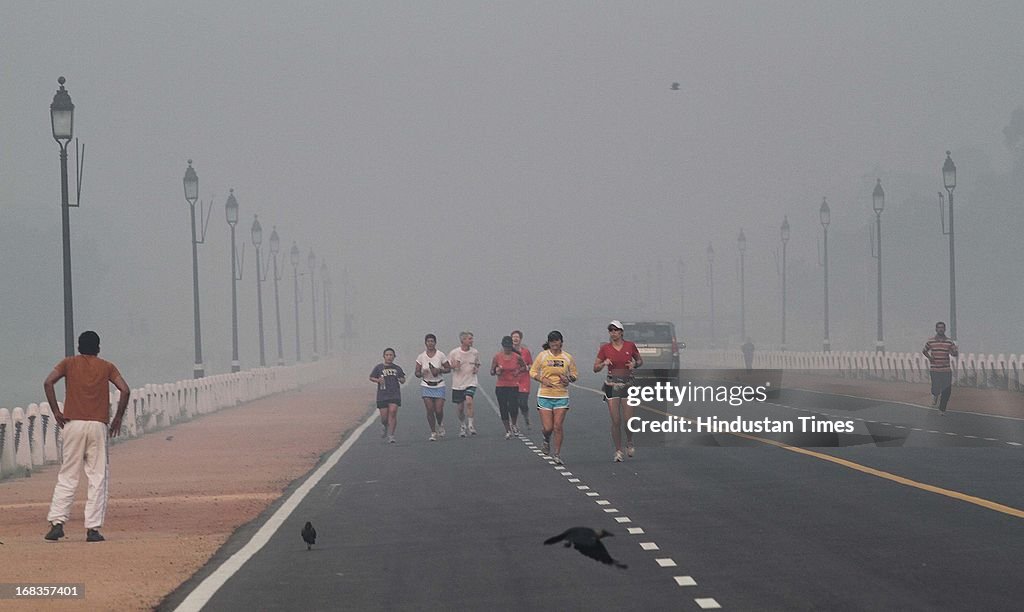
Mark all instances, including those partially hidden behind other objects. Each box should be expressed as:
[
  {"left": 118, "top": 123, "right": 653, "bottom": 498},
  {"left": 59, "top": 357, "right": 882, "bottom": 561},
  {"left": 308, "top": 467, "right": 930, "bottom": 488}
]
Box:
[{"left": 369, "top": 321, "right": 644, "bottom": 465}]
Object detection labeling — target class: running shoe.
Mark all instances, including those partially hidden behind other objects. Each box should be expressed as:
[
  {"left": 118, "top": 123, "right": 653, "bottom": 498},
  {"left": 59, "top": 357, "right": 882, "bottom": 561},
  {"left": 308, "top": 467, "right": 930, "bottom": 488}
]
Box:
[
  {"left": 429, "top": 432, "right": 438, "bottom": 442},
  {"left": 510, "top": 426, "right": 520, "bottom": 437},
  {"left": 438, "top": 425, "right": 446, "bottom": 437},
  {"left": 542, "top": 440, "right": 550, "bottom": 455},
  {"left": 505, "top": 431, "right": 512, "bottom": 440},
  {"left": 614, "top": 450, "right": 624, "bottom": 462},
  {"left": 389, "top": 435, "right": 396, "bottom": 444},
  {"left": 459, "top": 425, "right": 467, "bottom": 438},
  {"left": 553, "top": 455, "right": 563, "bottom": 465},
  {"left": 469, "top": 424, "right": 477, "bottom": 436},
  {"left": 626, "top": 442, "right": 635, "bottom": 458}
]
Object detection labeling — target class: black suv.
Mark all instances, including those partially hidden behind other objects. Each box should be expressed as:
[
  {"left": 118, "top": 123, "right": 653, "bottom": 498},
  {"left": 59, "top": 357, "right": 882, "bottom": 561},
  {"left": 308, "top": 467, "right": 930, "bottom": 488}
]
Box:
[{"left": 622, "top": 321, "right": 682, "bottom": 381}]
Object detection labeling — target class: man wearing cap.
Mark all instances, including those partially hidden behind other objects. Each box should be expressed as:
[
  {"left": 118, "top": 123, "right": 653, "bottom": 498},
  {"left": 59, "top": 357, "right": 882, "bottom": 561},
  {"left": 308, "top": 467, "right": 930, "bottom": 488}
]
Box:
[{"left": 594, "top": 320, "right": 643, "bottom": 462}]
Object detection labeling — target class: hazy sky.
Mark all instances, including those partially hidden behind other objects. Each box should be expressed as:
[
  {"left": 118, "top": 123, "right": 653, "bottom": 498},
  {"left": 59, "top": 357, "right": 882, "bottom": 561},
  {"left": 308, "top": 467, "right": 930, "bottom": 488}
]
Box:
[{"left": 3, "top": 1, "right": 1024, "bottom": 403}]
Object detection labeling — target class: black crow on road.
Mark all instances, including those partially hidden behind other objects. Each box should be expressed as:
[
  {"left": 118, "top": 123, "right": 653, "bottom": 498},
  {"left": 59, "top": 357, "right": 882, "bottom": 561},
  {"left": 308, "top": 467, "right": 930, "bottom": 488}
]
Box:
[
  {"left": 544, "top": 527, "right": 627, "bottom": 568},
  {"left": 301, "top": 521, "right": 317, "bottom": 550}
]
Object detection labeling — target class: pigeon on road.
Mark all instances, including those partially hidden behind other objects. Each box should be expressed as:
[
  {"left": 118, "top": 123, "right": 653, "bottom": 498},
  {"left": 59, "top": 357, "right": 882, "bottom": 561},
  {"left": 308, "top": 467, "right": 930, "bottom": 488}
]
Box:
[
  {"left": 301, "top": 521, "right": 317, "bottom": 550},
  {"left": 544, "top": 527, "right": 627, "bottom": 568}
]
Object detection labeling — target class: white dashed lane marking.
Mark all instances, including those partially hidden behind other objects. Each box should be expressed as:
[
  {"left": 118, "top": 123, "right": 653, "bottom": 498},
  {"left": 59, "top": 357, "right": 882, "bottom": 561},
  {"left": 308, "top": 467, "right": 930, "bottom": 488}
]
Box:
[
  {"left": 640, "top": 542, "right": 660, "bottom": 551},
  {"left": 696, "top": 597, "right": 722, "bottom": 609},
  {"left": 627, "top": 527, "right": 645, "bottom": 534},
  {"left": 656, "top": 558, "right": 678, "bottom": 567},
  {"left": 675, "top": 576, "right": 697, "bottom": 586}
]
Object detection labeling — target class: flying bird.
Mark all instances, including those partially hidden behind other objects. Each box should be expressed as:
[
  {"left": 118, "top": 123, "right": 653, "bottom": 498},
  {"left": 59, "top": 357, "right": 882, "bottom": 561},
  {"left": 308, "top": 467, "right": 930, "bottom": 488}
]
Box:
[
  {"left": 544, "top": 527, "right": 627, "bottom": 568},
  {"left": 301, "top": 521, "right": 317, "bottom": 550},
  {"left": 670, "top": 82, "right": 680, "bottom": 90}
]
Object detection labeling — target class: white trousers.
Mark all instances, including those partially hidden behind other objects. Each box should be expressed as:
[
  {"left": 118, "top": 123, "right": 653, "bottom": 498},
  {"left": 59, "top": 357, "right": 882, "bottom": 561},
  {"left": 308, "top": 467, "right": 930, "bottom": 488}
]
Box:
[{"left": 47, "top": 420, "right": 109, "bottom": 529}]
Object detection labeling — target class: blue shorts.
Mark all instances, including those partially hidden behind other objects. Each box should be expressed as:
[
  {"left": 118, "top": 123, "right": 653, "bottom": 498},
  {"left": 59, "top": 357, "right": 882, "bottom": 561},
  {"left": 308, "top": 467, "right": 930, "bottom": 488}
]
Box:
[
  {"left": 452, "top": 386, "right": 477, "bottom": 403},
  {"left": 421, "top": 385, "right": 446, "bottom": 399},
  {"left": 537, "top": 397, "right": 569, "bottom": 410}
]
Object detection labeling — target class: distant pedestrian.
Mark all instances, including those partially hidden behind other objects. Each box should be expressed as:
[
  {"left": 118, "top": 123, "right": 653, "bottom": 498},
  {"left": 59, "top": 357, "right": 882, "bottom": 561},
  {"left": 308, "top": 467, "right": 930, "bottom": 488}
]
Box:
[
  {"left": 594, "top": 320, "right": 642, "bottom": 462},
  {"left": 416, "top": 334, "right": 451, "bottom": 441},
  {"left": 448, "top": 332, "right": 481, "bottom": 437},
  {"left": 741, "top": 338, "right": 755, "bottom": 372},
  {"left": 370, "top": 348, "right": 406, "bottom": 443},
  {"left": 923, "top": 322, "right": 958, "bottom": 414},
  {"left": 491, "top": 336, "right": 528, "bottom": 438},
  {"left": 511, "top": 330, "right": 533, "bottom": 430},
  {"left": 530, "top": 331, "right": 578, "bottom": 465},
  {"left": 43, "top": 331, "right": 131, "bottom": 543}
]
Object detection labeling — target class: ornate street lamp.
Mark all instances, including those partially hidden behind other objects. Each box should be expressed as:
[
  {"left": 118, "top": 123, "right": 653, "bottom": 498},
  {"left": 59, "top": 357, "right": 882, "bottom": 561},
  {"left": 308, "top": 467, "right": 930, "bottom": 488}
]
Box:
[
  {"left": 226, "top": 190, "right": 241, "bottom": 372},
  {"left": 50, "top": 77, "right": 76, "bottom": 356},
  {"left": 269, "top": 227, "right": 284, "bottom": 366},
  {"left": 820, "top": 197, "right": 831, "bottom": 352},
  {"left": 780, "top": 216, "right": 790, "bottom": 351},
  {"left": 308, "top": 249, "right": 319, "bottom": 360},
  {"left": 942, "top": 151, "right": 958, "bottom": 340},
  {"left": 872, "top": 180, "right": 885, "bottom": 353},
  {"left": 291, "top": 242, "right": 302, "bottom": 362},
  {"left": 252, "top": 216, "right": 266, "bottom": 367},
  {"left": 183, "top": 160, "right": 210, "bottom": 377}
]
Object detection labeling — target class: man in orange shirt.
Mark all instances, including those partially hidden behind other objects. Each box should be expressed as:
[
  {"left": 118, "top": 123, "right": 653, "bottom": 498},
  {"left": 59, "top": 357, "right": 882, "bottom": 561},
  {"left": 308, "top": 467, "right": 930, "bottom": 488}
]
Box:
[{"left": 43, "top": 331, "right": 131, "bottom": 542}]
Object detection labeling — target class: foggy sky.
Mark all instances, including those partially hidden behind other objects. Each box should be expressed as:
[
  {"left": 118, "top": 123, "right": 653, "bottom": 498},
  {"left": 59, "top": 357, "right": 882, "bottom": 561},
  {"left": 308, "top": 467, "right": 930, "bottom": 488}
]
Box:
[{"left": 3, "top": 1, "right": 1024, "bottom": 405}]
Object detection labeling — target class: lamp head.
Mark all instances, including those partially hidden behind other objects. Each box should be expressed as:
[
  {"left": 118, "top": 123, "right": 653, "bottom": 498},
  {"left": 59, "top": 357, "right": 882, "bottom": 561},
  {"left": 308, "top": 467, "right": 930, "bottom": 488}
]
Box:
[
  {"left": 225, "top": 189, "right": 239, "bottom": 226},
  {"left": 183, "top": 160, "right": 198, "bottom": 204},
  {"left": 50, "top": 76, "right": 74, "bottom": 143},
  {"left": 872, "top": 179, "right": 885, "bottom": 213},
  {"left": 943, "top": 151, "right": 956, "bottom": 190},
  {"left": 820, "top": 197, "right": 830, "bottom": 228}
]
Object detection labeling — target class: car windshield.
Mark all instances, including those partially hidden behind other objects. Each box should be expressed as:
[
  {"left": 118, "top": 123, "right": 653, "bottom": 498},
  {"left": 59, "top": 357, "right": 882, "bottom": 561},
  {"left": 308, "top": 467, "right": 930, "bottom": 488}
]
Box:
[{"left": 623, "top": 324, "right": 673, "bottom": 344}]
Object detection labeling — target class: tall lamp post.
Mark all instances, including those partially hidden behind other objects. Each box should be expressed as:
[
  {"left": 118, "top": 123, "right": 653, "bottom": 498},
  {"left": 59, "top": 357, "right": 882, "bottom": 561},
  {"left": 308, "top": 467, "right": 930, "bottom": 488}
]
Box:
[
  {"left": 290, "top": 242, "right": 302, "bottom": 362},
  {"left": 872, "top": 180, "right": 885, "bottom": 353},
  {"left": 321, "top": 261, "right": 329, "bottom": 357},
  {"left": 820, "top": 197, "right": 831, "bottom": 352},
  {"left": 737, "top": 230, "right": 746, "bottom": 342},
  {"left": 183, "top": 160, "right": 209, "bottom": 377},
  {"left": 706, "top": 243, "right": 715, "bottom": 348},
  {"left": 50, "top": 77, "right": 76, "bottom": 357},
  {"left": 252, "top": 216, "right": 266, "bottom": 367},
  {"left": 677, "top": 258, "right": 685, "bottom": 338},
  {"left": 226, "top": 190, "right": 241, "bottom": 372},
  {"left": 780, "top": 216, "right": 790, "bottom": 351},
  {"left": 942, "top": 151, "right": 958, "bottom": 340},
  {"left": 308, "top": 250, "right": 319, "bottom": 361},
  {"left": 269, "top": 227, "right": 284, "bottom": 366}
]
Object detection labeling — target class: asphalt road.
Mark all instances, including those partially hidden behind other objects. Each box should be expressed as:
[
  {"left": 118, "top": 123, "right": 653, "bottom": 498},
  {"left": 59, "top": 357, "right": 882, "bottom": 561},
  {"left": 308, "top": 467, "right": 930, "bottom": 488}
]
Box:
[{"left": 164, "top": 372, "right": 1024, "bottom": 611}]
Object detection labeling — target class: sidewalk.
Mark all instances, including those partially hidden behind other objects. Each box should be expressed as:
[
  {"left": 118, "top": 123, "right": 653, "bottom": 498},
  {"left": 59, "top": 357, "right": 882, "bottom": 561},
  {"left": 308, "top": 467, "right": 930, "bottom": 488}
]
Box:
[{"left": 0, "top": 380, "right": 374, "bottom": 611}]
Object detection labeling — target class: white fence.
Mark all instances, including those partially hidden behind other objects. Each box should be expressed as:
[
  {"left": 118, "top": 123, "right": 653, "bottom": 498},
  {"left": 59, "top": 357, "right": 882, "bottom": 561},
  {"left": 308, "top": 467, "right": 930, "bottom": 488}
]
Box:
[
  {"left": 688, "top": 349, "right": 1023, "bottom": 390},
  {"left": 0, "top": 359, "right": 336, "bottom": 480}
]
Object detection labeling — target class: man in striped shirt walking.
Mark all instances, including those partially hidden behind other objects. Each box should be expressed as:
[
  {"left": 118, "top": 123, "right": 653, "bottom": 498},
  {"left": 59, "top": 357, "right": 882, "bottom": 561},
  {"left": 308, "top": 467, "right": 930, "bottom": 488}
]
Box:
[{"left": 923, "top": 321, "right": 958, "bottom": 414}]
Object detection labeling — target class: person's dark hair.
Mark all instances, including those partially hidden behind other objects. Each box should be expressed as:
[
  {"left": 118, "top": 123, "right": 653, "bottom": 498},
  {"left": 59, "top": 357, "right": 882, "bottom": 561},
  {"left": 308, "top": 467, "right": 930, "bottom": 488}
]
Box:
[
  {"left": 501, "top": 335, "right": 514, "bottom": 349},
  {"left": 511, "top": 330, "right": 523, "bottom": 338},
  {"left": 383, "top": 347, "right": 396, "bottom": 356},
  {"left": 424, "top": 333, "right": 436, "bottom": 343},
  {"left": 543, "top": 330, "right": 563, "bottom": 350},
  {"left": 936, "top": 321, "right": 946, "bottom": 327},
  {"left": 78, "top": 330, "right": 100, "bottom": 356}
]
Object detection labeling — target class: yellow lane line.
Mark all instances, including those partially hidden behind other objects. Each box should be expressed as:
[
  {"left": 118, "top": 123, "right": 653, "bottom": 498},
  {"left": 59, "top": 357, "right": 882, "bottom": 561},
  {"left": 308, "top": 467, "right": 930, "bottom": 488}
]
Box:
[{"left": 575, "top": 383, "right": 1024, "bottom": 519}]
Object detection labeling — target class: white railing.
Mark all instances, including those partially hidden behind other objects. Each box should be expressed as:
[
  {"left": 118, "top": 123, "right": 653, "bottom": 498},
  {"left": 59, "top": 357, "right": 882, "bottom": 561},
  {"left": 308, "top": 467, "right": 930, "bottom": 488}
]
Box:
[
  {"left": 687, "top": 349, "right": 1023, "bottom": 391},
  {"left": 0, "top": 359, "right": 336, "bottom": 480}
]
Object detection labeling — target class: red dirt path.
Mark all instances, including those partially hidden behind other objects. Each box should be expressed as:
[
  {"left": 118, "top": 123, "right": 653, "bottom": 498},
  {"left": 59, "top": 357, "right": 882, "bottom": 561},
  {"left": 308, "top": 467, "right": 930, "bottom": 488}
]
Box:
[{"left": 0, "top": 381, "right": 373, "bottom": 611}]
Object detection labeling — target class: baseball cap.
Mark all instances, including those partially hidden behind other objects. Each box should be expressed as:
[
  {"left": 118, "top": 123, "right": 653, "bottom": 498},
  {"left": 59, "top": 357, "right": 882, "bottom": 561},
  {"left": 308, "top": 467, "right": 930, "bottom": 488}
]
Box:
[{"left": 608, "top": 320, "right": 624, "bottom": 330}]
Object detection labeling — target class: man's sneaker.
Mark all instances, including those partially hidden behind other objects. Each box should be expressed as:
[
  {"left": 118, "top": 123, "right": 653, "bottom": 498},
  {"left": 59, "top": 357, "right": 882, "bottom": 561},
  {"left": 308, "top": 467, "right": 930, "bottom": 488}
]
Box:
[
  {"left": 86, "top": 529, "right": 105, "bottom": 542},
  {"left": 505, "top": 431, "right": 512, "bottom": 440},
  {"left": 932, "top": 395, "right": 939, "bottom": 407},
  {"left": 626, "top": 443, "right": 635, "bottom": 458},
  {"left": 388, "top": 435, "right": 396, "bottom": 444},
  {"left": 510, "top": 426, "right": 520, "bottom": 437},
  {"left": 459, "top": 425, "right": 467, "bottom": 438},
  {"left": 429, "top": 432, "right": 438, "bottom": 442},
  {"left": 44, "top": 522, "right": 65, "bottom": 541},
  {"left": 553, "top": 455, "right": 563, "bottom": 465},
  {"left": 614, "top": 450, "right": 625, "bottom": 462},
  {"left": 469, "top": 424, "right": 477, "bottom": 436},
  {"left": 438, "top": 425, "right": 446, "bottom": 438},
  {"left": 542, "top": 440, "right": 551, "bottom": 455}
]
